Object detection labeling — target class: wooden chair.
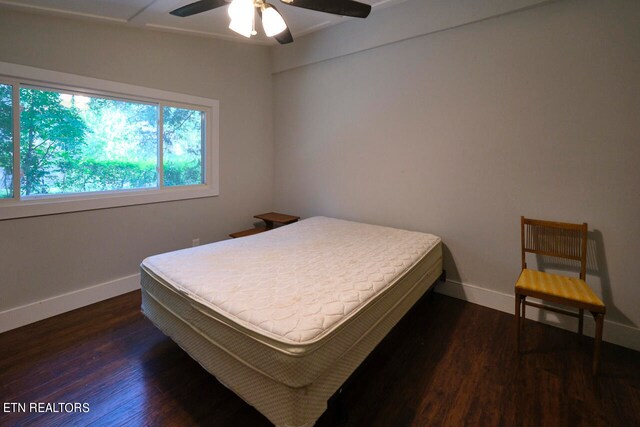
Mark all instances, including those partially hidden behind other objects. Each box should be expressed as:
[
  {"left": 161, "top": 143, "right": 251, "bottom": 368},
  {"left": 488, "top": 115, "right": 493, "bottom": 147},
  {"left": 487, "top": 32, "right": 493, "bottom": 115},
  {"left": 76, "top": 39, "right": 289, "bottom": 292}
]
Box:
[{"left": 515, "top": 217, "right": 606, "bottom": 375}]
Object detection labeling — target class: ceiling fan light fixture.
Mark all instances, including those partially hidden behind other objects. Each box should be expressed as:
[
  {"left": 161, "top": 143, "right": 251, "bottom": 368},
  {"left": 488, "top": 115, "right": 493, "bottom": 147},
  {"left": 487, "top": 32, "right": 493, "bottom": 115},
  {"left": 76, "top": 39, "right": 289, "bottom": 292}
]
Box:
[
  {"left": 227, "top": 0, "right": 255, "bottom": 38},
  {"left": 228, "top": 0, "right": 254, "bottom": 21},
  {"left": 229, "top": 17, "right": 253, "bottom": 37},
  {"left": 261, "top": 4, "right": 287, "bottom": 37}
]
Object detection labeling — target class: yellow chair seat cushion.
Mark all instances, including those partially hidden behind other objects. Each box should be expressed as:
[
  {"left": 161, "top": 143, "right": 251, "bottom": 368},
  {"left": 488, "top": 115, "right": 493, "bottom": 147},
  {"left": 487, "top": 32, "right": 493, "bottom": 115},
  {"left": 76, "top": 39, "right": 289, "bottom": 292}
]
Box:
[{"left": 515, "top": 269, "right": 604, "bottom": 308}]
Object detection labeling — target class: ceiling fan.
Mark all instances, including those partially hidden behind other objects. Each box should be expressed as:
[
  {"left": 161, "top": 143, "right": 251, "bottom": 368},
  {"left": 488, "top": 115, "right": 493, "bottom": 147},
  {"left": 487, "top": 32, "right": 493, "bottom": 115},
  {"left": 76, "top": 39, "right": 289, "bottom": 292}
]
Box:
[{"left": 170, "top": 0, "right": 372, "bottom": 44}]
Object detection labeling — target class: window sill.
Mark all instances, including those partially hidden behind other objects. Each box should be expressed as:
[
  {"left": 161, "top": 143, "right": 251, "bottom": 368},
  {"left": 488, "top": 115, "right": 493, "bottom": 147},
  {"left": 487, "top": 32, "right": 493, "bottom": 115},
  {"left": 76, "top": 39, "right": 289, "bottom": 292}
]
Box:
[{"left": 0, "top": 184, "right": 219, "bottom": 220}]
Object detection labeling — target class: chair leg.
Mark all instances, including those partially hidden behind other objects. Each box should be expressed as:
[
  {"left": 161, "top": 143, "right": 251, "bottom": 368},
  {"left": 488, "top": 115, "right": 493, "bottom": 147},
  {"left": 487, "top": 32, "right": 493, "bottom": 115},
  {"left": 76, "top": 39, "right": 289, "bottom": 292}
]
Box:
[
  {"left": 515, "top": 294, "right": 521, "bottom": 353},
  {"left": 593, "top": 312, "right": 604, "bottom": 375},
  {"left": 522, "top": 297, "right": 527, "bottom": 323},
  {"left": 578, "top": 309, "right": 584, "bottom": 336}
]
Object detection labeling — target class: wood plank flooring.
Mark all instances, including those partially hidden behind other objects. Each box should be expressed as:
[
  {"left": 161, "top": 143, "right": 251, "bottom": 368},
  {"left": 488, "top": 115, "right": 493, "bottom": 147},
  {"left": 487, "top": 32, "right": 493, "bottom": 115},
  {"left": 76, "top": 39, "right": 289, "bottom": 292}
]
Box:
[{"left": 1, "top": 291, "right": 638, "bottom": 426}]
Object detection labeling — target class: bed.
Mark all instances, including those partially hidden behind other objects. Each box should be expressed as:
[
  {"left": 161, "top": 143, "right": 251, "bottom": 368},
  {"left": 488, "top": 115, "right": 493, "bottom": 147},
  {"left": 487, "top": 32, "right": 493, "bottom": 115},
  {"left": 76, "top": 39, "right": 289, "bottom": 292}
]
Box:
[{"left": 141, "top": 216, "right": 442, "bottom": 426}]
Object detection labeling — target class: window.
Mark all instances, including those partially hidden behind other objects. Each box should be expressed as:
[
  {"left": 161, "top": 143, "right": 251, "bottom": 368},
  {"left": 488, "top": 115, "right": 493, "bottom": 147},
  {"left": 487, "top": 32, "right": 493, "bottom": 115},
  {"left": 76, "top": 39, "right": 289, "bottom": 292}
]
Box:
[{"left": 0, "top": 62, "right": 219, "bottom": 220}]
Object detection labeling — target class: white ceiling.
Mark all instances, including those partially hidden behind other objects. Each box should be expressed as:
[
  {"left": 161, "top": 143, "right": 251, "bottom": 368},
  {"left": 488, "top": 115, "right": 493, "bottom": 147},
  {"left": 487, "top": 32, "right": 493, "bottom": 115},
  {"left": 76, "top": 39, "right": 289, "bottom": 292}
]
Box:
[{"left": 0, "top": 0, "right": 408, "bottom": 45}]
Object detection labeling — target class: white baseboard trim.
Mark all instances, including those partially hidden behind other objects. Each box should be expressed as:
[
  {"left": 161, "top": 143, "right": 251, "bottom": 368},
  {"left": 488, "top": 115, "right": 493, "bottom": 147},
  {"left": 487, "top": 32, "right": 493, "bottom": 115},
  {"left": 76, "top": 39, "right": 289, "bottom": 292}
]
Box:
[
  {"left": 435, "top": 279, "right": 640, "bottom": 352},
  {"left": 2, "top": 274, "right": 637, "bottom": 352},
  {"left": 0, "top": 273, "right": 141, "bottom": 334}
]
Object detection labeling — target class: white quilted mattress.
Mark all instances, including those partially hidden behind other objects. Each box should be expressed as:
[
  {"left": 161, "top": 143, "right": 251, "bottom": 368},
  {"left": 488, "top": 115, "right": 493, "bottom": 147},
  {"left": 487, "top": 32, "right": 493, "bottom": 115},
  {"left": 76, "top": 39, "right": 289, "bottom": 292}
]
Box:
[
  {"left": 142, "top": 216, "right": 441, "bottom": 349},
  {"left": 141, "top": 216, "right": 442, "bottom": 425}
]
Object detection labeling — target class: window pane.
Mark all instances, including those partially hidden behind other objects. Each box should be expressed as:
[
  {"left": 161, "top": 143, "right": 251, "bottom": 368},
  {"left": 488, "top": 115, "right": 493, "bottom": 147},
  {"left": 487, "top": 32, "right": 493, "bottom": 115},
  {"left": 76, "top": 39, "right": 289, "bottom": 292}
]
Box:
[
  {"left": 0, "top": 84, "right": 12, "bottom": 198},
  {"left": 163, "top": 106, "right": 204, "bottom": 187},
  {"left": 20, "top": 87, "right": 158, "bottom": 196}
]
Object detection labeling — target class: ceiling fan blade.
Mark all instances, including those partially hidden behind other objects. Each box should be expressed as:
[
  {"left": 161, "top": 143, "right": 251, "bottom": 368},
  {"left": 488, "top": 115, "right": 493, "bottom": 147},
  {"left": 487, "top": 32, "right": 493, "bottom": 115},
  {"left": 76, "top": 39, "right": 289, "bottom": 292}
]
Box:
[
  {"left": 273, "top": 26, "right": 294, "bottom": 44},
  {"left": 280, "top": 0, "right": 371, "bottom": 18},
  {"left": 258, "top": 5, "right": 294, "bottom": 44},
  {"left": 170, "top": 0, "right": 229, "bottom": 17}
]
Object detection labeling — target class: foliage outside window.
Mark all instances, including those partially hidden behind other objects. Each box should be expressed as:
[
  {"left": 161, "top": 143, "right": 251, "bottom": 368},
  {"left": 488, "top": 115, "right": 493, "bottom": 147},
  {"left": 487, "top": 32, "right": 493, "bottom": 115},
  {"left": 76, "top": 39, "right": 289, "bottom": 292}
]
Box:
[
  {"left": 163, "top": 106, "right": 204, "bottom": 187},
  {"left": 0, "top": 83, "right": 12, "bottom": 198},
  {"left": 16, "top": 87, "right": 204, "bottom": 197}
]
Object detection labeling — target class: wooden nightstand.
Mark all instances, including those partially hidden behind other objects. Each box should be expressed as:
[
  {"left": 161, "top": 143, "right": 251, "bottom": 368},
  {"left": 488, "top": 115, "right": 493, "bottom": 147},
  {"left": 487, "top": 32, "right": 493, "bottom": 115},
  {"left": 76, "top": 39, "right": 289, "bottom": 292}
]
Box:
[
  {"left": 254, "top": 212, "right": 300, "bottom": 229},
  {"left": 229, "top": 212, "right": 300, "bottom": 238}
]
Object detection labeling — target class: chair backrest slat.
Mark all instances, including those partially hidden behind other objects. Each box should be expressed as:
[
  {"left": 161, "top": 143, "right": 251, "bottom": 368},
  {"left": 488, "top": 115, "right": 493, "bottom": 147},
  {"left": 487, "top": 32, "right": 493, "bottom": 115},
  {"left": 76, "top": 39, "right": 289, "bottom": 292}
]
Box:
[{"left": 521, "top": 217, "right": 588, "bottom": 280}]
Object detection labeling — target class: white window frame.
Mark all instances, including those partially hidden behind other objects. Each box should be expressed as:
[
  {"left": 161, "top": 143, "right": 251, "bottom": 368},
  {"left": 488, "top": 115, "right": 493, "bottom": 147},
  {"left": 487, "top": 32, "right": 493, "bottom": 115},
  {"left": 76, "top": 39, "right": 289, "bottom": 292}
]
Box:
[{"left": 0, "top": 61, "right": 219, "bottom": 221}]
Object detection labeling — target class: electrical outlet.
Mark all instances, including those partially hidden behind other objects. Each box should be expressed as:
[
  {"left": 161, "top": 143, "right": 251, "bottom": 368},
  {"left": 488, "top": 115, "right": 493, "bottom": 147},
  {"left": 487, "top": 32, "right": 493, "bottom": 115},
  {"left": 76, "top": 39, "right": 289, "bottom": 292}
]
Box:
[{"left": 192, "top": 238, "right": 200, "bottom": 247}]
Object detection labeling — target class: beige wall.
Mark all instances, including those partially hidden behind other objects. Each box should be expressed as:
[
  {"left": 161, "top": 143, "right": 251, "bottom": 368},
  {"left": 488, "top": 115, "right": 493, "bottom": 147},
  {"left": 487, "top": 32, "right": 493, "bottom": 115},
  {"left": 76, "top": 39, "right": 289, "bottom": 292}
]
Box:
[
  {"left": 1, "top": 0, "right": 639, "bottom": 342},
  {"left": 270, "top": 0, "right": 549, "bottom": 73},
  {"left": 272, "top": 0, "right": 640, "bottom": 329},
  {"left": 0, "top": 11, "right": 274, "bottom": 310}
]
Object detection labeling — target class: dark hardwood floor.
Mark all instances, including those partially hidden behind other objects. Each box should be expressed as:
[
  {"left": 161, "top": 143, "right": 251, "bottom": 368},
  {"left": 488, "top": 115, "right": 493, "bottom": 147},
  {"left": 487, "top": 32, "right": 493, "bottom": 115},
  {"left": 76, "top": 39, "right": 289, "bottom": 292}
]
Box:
[{"left": 1, "top": 290, "right": 638, "bottom": 427}]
